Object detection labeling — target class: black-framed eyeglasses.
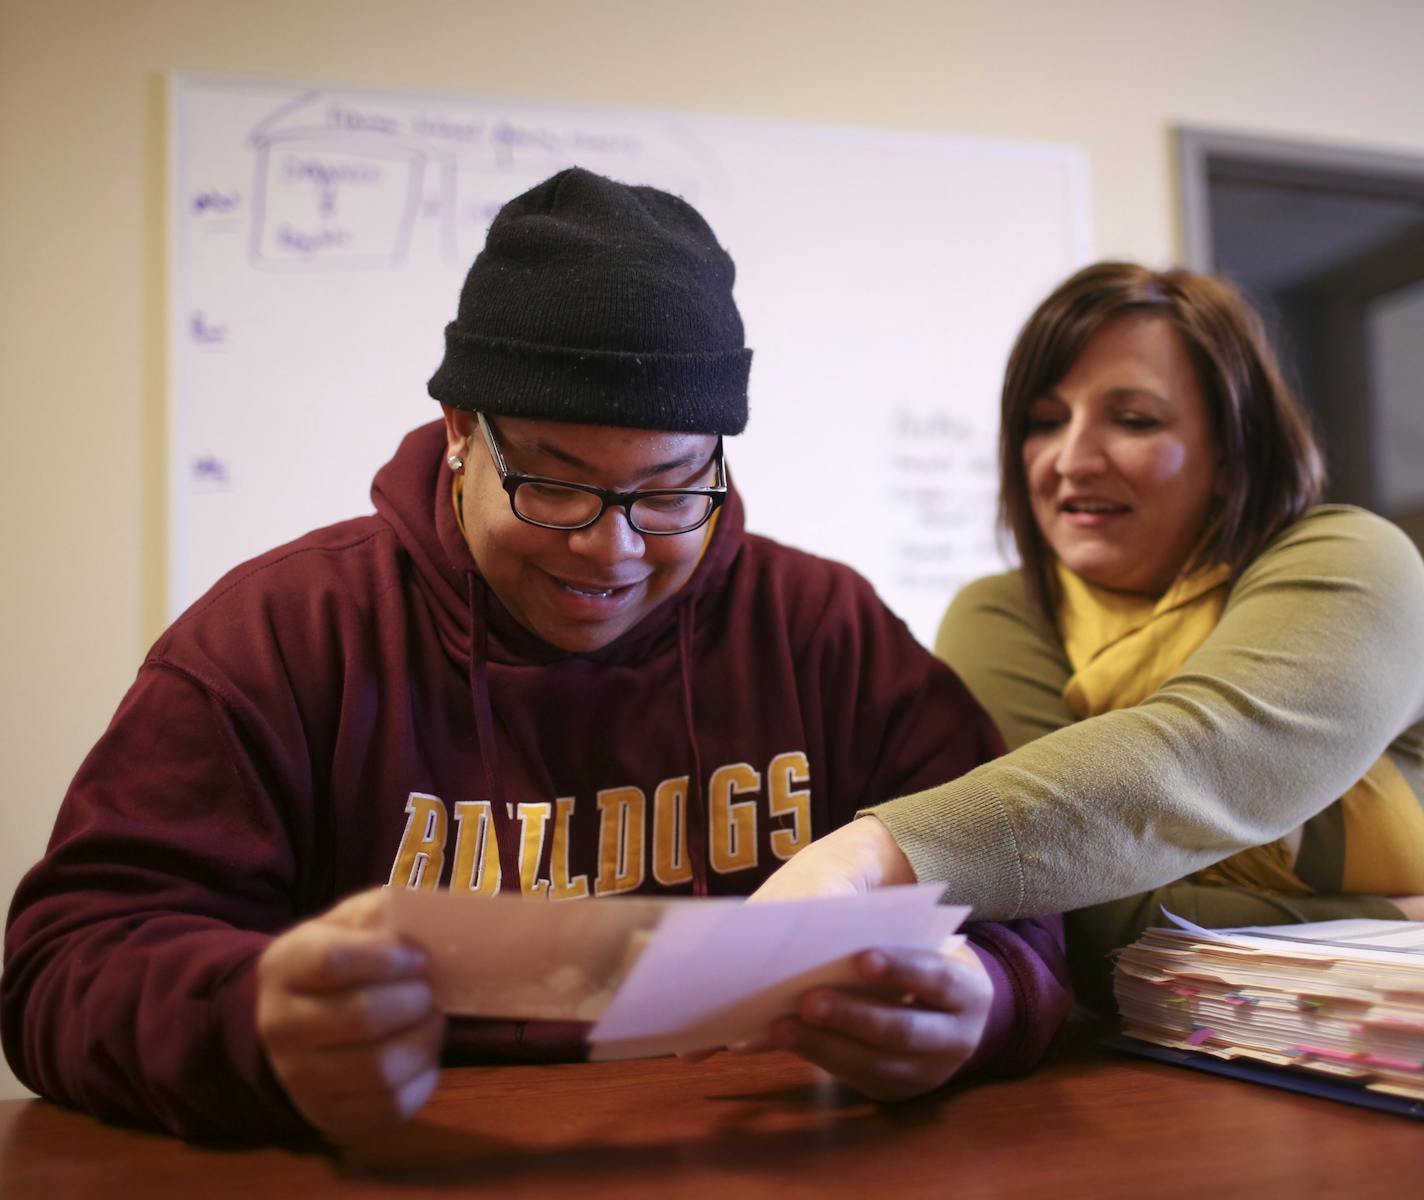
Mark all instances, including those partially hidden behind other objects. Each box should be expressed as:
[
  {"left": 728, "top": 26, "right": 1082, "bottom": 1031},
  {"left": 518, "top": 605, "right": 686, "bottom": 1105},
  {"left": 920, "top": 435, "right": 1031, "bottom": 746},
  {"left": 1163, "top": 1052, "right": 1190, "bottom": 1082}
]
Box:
[{"left": 476, "top": 414, "right": 727, "bottom": 536}]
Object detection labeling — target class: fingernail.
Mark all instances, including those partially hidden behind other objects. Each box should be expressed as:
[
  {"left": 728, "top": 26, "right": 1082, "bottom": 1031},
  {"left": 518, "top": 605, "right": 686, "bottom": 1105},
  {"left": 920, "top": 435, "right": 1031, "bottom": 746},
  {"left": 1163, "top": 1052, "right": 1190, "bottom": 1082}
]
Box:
[
  {"left": 396, "top": 944, "right": 427, "bottom": 972},
  {"left": 805, "top": 994, "right": 832, "bottom": 1022},
  {"left": 861, "top": 949, "right": 887, "bottom": 978}
]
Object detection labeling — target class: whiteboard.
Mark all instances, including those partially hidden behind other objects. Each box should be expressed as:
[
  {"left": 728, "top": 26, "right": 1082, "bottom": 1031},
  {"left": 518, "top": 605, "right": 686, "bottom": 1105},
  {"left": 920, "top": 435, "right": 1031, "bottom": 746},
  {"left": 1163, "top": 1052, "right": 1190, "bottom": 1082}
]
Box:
[{"left": 169, "top": 74, "right": 1091, "bottom": 645}]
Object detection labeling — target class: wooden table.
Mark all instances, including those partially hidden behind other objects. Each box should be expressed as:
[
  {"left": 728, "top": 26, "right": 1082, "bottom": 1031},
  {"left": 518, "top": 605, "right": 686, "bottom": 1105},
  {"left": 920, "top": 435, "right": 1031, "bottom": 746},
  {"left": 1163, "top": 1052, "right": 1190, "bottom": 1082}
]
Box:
[{"left": 1, "top": 1027, "right": 1419, "bottom": 1199}]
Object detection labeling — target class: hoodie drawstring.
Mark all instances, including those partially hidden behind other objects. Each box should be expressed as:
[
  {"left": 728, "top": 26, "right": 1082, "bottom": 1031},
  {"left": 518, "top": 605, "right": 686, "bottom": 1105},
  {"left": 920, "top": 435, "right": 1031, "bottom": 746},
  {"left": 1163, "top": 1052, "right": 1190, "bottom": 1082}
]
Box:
[
  {"left": 677, "top": 599, "right": 710, "bottom": 898},
  {"left": 464, "top": 575, "right": 710, "bottom": 899},
  {"left": 466, "top": 576, "right": 524, "bottom": 894}
]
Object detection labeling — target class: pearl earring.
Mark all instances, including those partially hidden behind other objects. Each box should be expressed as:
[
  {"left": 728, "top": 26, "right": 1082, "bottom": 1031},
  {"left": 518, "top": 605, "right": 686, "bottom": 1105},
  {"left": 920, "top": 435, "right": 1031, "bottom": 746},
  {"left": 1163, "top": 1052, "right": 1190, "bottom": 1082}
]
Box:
[{"left": 447, "top": 454, "right": 465, "bottom": 472}]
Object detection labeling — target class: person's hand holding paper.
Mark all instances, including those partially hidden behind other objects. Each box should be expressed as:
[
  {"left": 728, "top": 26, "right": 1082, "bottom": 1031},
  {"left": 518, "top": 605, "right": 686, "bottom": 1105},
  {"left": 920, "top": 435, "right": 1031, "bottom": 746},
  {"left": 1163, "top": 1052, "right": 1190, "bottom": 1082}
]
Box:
[
  {"left": 757, "top": 937, "right": 991, "bottom": 1101},
  {"left": 257, "top": 889, "right": 446, "bottom": 1140},
  {"left": 385, "top": 884, "right": 979, "bottom": 1102}
]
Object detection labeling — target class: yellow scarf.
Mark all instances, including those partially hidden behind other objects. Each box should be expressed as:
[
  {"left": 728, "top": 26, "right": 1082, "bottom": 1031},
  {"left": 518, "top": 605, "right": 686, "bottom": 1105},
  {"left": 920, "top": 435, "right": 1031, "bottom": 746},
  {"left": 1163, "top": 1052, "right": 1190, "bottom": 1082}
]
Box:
[{"left": 1058, "top": 561, "right": 1424, "bottom": 896}]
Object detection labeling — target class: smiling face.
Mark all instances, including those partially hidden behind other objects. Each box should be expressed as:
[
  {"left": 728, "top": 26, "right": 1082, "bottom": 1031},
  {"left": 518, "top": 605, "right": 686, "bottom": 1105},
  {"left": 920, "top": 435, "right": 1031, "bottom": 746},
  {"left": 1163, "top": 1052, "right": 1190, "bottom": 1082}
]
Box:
[
  {"left": 1022, "top": 314, "right": 1222, "bottom": 597},
  {"left": 443, "top": 408, "right": 719, "bottom": 653}
]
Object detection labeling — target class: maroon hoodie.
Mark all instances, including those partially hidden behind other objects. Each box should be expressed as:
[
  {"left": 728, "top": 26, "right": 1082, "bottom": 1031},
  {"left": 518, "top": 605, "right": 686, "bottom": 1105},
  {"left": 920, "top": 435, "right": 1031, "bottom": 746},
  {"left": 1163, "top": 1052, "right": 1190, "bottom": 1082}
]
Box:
[{"left": 3, "top": 421, "right": 1070, "bottom": 1140}]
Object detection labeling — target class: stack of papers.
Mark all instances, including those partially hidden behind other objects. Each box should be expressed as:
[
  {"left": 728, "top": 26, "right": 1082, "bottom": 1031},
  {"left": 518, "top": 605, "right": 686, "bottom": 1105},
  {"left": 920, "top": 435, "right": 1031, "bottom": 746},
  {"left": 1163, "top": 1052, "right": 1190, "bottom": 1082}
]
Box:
[
  {"left": 1114, "top": 915, "right": 1424, "bottom": 1104},
  {"left": 385, "top": 883, "right": 967, "bottom": 1059}
]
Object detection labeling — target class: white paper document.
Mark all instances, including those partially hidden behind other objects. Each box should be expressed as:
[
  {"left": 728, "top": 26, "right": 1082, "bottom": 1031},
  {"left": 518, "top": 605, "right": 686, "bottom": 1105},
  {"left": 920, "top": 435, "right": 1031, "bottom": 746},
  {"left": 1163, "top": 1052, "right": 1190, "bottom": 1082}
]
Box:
[
  {"left": 1162, "top": 910, "right": 1424, "bottom": 967},
  {"left": 384, "top": 884, "right": 968, "bottom": 1059}
]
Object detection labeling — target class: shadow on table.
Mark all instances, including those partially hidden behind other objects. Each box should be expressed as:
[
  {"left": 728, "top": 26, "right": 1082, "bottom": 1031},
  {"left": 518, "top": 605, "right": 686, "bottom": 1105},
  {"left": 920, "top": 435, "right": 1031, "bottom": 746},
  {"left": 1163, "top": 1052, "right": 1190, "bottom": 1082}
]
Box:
[{"left": 337, "top": 1074, "right": 956, "bottom": 1187}]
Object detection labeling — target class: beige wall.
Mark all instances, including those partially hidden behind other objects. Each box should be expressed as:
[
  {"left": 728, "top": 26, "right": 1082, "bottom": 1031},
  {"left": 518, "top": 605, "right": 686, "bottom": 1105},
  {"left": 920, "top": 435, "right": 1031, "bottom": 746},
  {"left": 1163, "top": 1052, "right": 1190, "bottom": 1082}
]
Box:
[{"left": 3, "top": 0, "right": 1423, "bottom": 1101}]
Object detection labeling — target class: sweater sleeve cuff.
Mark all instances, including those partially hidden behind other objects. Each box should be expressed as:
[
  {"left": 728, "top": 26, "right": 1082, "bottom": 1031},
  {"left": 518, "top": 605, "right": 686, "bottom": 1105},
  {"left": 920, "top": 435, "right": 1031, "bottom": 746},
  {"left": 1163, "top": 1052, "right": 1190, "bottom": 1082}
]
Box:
[{"left": 865, "top": 772, "right": 1026, "bottom": 920}]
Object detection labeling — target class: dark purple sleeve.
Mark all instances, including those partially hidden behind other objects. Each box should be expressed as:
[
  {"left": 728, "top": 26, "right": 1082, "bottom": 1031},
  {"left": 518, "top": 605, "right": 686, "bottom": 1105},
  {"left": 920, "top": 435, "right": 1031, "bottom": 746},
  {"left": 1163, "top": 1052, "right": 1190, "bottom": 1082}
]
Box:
[
  {"left": 2, "top": 664, "right": 309, "bottom": 1140},
  {"left": 962, "top": 913, "right": 1072, "bottom": 1078}
]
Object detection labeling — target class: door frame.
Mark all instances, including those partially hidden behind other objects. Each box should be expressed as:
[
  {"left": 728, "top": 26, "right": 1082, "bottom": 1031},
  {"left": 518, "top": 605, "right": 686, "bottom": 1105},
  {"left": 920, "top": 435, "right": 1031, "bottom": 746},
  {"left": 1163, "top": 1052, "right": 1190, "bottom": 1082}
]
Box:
[
  {"left": 1176, "top": 127, "right": 1424, "bottom": 530},
  {"left": 1176, "top": 127, "right": 1424, "bottom": 271}
]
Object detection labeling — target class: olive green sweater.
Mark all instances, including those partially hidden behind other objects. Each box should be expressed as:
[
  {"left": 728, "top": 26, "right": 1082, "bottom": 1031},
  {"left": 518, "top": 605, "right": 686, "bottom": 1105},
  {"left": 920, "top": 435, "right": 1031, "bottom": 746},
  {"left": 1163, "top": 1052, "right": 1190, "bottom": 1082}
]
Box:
[{"left": 869, "top": 508, "right": 1424, "bottom": 962}]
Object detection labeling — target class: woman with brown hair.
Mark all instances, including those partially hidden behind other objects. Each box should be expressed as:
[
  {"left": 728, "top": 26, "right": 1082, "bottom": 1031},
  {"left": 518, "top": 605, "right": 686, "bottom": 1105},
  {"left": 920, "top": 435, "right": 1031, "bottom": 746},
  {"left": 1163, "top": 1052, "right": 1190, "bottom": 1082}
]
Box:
[{"left": 756, "top": 261, "right": 1424, "bottom": 1003}]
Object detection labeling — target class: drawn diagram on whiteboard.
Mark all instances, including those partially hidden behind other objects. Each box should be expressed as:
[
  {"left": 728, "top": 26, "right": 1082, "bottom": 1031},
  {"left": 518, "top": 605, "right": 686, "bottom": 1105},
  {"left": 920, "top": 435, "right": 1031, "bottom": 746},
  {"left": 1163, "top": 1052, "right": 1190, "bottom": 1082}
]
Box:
[
  {"left": 249, "top": 91, "right": 429, "bottom": 269},
  {"left": 245, "top": 90, "right": 719, "bottom": 271}
]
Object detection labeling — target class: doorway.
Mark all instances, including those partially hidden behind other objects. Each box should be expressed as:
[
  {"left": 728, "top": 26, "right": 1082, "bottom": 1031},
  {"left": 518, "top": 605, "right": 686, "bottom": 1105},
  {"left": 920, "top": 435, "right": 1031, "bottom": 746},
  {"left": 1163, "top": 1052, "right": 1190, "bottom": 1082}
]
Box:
[{"left": 1178, "top": 128, "right": 1424, "bottom": 551}]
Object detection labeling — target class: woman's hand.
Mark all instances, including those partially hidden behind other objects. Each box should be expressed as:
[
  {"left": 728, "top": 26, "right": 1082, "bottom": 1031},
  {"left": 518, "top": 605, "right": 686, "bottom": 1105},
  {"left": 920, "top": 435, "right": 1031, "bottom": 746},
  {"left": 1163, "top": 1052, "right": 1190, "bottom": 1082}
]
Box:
[
  {"left": 750, "top": 816, "right": 917, "bottom": 902},
  {"left": 1389, "top": 895, "right": 1424, "bottom": 920},
  {"left": 255, "top": 889, "right": 445, "bottom": 1140},
  {"left": 768, "top": 940, "right": 992, "bottom": 1101}
]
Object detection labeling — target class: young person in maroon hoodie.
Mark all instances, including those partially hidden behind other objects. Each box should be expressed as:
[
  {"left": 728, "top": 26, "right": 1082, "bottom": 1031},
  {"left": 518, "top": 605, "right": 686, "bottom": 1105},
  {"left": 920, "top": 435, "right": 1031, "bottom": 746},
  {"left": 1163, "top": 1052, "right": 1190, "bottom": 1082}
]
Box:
[{"left": 3, "top": 168, "right": 1070, "bottom": 1143}]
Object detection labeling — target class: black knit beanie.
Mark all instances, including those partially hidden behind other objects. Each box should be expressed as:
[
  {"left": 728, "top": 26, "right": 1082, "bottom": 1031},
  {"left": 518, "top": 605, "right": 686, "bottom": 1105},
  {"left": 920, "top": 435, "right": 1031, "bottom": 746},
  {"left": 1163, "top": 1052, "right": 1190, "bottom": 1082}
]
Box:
[{"left": 427, "top": 167, "right": 751, "bottom": 434}]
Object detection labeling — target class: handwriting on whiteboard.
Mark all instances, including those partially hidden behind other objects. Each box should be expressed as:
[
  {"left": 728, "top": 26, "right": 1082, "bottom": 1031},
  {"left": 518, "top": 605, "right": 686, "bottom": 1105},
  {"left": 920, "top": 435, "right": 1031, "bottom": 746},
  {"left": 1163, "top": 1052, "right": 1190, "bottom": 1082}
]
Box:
[
  {"left": 888, "top": 409, "right": 1000, "bottom": 596},
  {"left": 235, "top": 92, "right": 694, "bottom": 272}
]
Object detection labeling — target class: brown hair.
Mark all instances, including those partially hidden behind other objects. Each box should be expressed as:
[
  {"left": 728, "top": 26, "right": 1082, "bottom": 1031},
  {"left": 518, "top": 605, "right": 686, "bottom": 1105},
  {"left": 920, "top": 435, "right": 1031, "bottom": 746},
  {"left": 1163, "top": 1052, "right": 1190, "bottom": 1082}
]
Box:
[{"left": 999, "top": 261, "right": 1325, "bottom": 617}]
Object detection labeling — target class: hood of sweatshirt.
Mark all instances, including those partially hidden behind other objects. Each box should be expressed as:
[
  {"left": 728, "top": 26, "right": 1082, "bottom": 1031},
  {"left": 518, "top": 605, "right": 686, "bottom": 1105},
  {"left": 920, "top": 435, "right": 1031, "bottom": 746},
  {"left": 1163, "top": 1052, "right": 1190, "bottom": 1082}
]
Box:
[{"left": 370, "top": 419, "right": 745, "bottom": 896}]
